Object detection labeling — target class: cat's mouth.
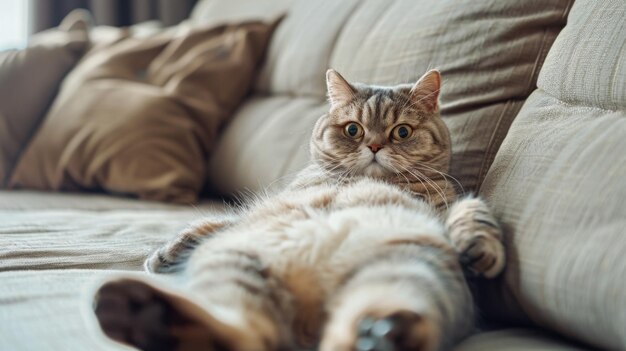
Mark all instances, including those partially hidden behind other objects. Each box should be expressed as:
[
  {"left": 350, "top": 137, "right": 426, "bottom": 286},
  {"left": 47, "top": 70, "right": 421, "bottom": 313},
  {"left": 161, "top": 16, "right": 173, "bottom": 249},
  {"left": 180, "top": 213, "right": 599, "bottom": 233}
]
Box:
[
  {"left": 363, "top": 160, "right": 387, "bottom": 177},
  {"left": 353, "top": 149, "right": 393, "bottom": 177}
]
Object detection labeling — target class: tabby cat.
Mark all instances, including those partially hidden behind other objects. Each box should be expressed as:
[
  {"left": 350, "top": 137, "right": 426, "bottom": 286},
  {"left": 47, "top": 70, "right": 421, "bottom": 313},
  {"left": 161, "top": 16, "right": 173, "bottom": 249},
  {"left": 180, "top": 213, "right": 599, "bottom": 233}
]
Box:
[{"left": 93, "top": 69, "right": 505, "bottom": 351}]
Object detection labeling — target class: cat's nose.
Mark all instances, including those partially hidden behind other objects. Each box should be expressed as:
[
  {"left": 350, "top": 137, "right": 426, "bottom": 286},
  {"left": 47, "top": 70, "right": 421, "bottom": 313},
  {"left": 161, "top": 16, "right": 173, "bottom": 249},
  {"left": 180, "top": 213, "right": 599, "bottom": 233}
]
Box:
[{"left": 368, "top": 144, "right": 383, "bottom": 153}]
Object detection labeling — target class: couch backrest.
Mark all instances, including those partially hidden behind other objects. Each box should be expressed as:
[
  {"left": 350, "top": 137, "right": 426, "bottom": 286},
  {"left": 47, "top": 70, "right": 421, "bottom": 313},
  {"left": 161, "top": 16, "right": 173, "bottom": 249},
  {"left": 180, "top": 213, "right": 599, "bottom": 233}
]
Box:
[
  {"left": 192, "top": 0, "right": 573, "bottom": 195},
  {"left": 478, "top": 0, "right": 626, "bottom": 348}
]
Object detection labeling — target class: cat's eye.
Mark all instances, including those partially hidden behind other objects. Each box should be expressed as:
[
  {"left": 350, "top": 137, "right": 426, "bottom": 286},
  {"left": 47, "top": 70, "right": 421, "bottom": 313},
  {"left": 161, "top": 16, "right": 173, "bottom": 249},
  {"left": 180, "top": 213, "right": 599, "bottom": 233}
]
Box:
[
  {"left": 391, "top": 124, "right": 413, "bottom": 141},
  {"left": 344, "top": 122, "right": 364, "bottom": 139}
]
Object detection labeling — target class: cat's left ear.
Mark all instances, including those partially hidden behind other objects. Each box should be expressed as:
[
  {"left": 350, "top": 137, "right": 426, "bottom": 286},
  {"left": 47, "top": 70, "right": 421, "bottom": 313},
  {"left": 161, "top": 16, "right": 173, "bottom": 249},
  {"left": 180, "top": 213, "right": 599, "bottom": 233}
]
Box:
[
  {"left": 409, "top": 69, "right": 441, "bottom": 113},
  {"left": 326, "top": 69, "right": 356, "bottom": 107}
]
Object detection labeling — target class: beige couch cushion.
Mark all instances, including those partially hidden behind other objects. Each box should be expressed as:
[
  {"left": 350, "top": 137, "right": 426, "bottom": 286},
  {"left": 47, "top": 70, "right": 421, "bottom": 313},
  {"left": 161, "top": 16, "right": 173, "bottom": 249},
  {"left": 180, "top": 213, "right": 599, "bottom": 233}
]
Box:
[
  {"left": 9, "top": 21, "right": 276, "bottom": 204},
  {"left": 0, "top": 14, "right": 88, "bottom": 187},
  {"left": 0, "top": 189, "right": 230, "bottom": 351},
  {"left": 0, "top": 200, "right": 228, "bottom": 272},
  {"left": 479, "top": 0, "right": 626, "bottom": 349},
  {"left": 198, "top": 0, "right": 573, "bottom": 195},
  {"left": 0, "top": 190, "right": 227, "bottom": 211},
  {"left": 209, "top": 96, "right": 329, "bottom": 192}
]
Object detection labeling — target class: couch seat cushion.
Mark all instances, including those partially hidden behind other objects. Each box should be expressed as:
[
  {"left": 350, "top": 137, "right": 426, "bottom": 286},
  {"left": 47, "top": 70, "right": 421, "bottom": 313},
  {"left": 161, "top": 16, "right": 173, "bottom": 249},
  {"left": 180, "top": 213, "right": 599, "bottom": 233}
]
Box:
[{"left": 0, "top": 191, "right": 229, "bottom": 271}]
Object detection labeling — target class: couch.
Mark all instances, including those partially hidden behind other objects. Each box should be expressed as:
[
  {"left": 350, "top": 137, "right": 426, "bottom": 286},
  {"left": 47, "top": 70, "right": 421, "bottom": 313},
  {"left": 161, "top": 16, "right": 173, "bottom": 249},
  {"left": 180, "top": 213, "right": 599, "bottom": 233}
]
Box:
[{"left": 1, "top": 0, "right": 624, "bottom": 350}]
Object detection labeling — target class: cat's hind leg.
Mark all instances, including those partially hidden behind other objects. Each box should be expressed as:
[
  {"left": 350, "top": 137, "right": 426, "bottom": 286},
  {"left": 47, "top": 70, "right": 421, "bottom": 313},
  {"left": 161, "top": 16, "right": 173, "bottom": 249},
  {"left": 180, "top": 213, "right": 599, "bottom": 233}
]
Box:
[
  {"left": 145, "top": 218, "right": 234, "bottom": 274},
  {"left": 94, "top": 277, "right": 234, "bottom": 351},
  {"left": 320, "top": 241, "right": 473, "bottom": 351},
  {"left": 95, "top": 248, "right": 295, "bottom": 351},
  {"left": 445, "top": 197, "right": 505, "bottom": 278}
]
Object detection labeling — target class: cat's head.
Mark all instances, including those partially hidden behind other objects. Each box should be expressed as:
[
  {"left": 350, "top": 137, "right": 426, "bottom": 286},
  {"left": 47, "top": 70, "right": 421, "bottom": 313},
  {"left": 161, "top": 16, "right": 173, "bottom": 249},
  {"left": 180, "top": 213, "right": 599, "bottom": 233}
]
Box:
[{"left": 310, "top": 69, "right": 451, "bottom": 180}]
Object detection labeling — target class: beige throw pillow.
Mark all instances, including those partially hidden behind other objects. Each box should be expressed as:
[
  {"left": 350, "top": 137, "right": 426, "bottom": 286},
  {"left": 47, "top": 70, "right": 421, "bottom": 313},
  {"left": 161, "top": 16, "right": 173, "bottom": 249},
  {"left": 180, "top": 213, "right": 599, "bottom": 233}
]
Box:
[
  {"left": 9, "top": 20, "right": 277, "bottom": 203},
  {"left": 0, "top": 12, "right": 89, "bottom": 186}
]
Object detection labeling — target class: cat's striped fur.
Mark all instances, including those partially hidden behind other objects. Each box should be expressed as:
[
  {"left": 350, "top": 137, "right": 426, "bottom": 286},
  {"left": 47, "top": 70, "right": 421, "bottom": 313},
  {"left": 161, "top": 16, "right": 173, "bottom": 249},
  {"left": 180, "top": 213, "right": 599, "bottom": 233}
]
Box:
[{"left": 93, "top": 70, "right": 505, "bottom": 351}]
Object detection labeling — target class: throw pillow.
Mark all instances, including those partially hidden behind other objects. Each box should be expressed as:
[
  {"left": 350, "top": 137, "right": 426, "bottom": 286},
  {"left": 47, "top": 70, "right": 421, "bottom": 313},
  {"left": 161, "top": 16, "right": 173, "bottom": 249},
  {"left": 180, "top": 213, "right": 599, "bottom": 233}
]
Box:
[
  {"left": 9, "top": 20, "right": 277, "bottom": 203},
  {"left": 0, "top": 11, "right": 89, "bottom": 186}
]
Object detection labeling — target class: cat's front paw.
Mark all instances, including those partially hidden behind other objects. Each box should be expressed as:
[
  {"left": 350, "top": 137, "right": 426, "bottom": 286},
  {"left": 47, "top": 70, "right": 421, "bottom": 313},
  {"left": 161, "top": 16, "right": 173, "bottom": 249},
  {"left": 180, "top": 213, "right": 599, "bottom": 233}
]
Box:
[
  {"left": 456, "top": 233, "right": 505, "bottom": 278},
  {"left": 144, "top": 248, "right": 180, "bottom": 274},
  {"left": 446, "top": 198, "right": 506, "bottom": 279}
]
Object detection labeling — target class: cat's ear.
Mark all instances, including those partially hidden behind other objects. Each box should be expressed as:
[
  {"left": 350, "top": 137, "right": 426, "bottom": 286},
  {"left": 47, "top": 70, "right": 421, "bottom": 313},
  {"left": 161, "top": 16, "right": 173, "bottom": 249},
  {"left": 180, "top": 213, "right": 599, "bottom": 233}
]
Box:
[
  {"left": 409, "top": 69, "right": 441, "bottom": 113},
  {"left": 326, "top": 69, "right": 356, "bottom": 107}
]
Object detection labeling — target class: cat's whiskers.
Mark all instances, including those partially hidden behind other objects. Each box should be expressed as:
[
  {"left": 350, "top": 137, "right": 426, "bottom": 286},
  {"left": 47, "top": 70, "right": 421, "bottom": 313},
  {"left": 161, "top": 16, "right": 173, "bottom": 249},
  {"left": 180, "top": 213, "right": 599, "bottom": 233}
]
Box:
[
  {"left": 414, "top": 168, "right": 450, "bottom": 210},
  {"left": 413, "top": 161, "right": 464, "bottom": 195},
  {"left": 319, "top": 161, "right": 342, "bottom": 176},
  {"left": 389, "top": 163, "right": 413, "bottom": 190},
  {"left": 385, "top": 155, "right": 419, "bottom": 189},
  {"left": 416, "top": 167, "right": 453, "bottom": 199},
  {"left": 396, "top": 162, "right": 433, "bottom": 201},
  {"left": 337, "top": 163, "right": 356, "bottom": 185},
  {"left": 401, "top": 164, "right": 449, "bottom": 209}
]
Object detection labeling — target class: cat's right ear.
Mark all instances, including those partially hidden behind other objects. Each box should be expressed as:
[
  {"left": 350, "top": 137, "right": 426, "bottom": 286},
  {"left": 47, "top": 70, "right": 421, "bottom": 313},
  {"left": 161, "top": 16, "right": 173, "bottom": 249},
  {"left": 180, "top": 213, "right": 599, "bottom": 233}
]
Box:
[{"left": 326, "top": 69, "right": 355, "bottom": 107}]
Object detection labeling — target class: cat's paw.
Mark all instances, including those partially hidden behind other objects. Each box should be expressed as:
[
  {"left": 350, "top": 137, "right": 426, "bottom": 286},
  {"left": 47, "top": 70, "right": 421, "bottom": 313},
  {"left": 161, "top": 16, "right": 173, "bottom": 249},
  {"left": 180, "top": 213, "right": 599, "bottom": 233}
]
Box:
[
  {"left": 321, "top": 310, "right": 439, "bottom": 351},
  {"left": 145, "top": 219, "right": 232, "bottom": 275},
  {"left": 457, "top": 233, "right": 505, "bottom": 278},
  {"left": 144, "top": 248, "right": 181, "bottom": 274},
  {"left": 93, "top": 278, "right": 231, "bottom": 351},
  {"left": 94, "top": 279, "right": 179, "bottom": 351},
  {"left": 353, "top": 311, "right": 438, "bottom": 351},
  {"left": 446, "top": 198, "right": 506, "bottom": 278}
]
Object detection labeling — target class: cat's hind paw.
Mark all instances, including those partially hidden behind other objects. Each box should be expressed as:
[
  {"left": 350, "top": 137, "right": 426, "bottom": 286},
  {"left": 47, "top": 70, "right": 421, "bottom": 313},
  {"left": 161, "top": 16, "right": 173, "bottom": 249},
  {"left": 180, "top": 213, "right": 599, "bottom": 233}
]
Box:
[
  {"left": 353, "top": 311, "right": 437, "bottom": 351},
  {"left": 320, "top": 308, "right": 440, "bottom": 351},
  {"left": 93, "top": 278, "right": 232, "bottom": 351}
]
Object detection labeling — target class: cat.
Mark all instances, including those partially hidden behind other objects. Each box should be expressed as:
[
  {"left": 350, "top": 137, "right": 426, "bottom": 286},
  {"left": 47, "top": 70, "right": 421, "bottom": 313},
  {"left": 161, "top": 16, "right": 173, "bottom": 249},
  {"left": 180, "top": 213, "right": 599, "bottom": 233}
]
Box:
[{"left": 92, "top": 69, "right": 505, "bottom": 351}]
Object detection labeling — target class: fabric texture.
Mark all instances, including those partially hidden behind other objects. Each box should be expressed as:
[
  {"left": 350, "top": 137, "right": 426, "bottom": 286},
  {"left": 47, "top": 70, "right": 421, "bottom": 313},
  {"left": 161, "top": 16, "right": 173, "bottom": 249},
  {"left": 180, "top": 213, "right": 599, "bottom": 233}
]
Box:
[
  {"left": 478, "top": 0, "right": 626, "bottom": 349},
  {"left": 9, "top": 20, "right": 277, "bottom": 204},
  {"left": 0, "top": 201, "right": 228, "bottom": 272},
  {"left": 0, "top": 190, "right": 226, "bottom": 211},
  {"left": 0, "top": 12, "right": 89, "bottom": 187},
  {"left": 196, "top": 0, "right": 573, "bottom": 195}
]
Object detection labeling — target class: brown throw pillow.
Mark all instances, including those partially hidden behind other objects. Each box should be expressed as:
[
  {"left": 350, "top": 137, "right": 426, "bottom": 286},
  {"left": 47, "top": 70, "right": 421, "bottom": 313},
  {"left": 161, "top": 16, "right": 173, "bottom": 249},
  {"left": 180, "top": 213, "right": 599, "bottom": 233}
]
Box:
[
  {"left": 0, "top": 11, "right": 89, "bottom": 187},
  {"left": 9, "top": 20, "right": 277, "bottom": 203}
]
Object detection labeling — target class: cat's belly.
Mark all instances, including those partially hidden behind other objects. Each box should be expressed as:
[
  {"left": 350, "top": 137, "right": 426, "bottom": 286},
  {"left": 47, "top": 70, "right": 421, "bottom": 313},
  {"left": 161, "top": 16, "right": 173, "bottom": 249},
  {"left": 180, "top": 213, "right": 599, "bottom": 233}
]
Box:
[
  {"left": 190, "top": 179, "right": 451, "bottom": 344},
  {"left": 212, "top": 180, "right": 443, "bottom": 260}
]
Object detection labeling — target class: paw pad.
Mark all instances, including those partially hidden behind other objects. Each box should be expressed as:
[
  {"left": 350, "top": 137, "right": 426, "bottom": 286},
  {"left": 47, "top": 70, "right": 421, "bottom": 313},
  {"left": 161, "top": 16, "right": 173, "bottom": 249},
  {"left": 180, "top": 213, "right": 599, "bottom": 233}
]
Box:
[{"left": 354, "top": 311, "right": 429, "bottom": 351}]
